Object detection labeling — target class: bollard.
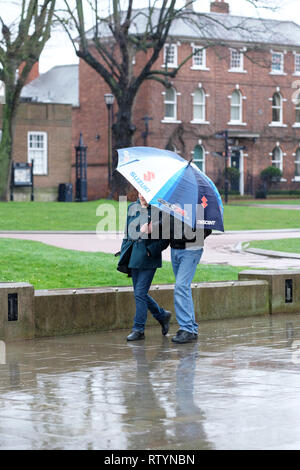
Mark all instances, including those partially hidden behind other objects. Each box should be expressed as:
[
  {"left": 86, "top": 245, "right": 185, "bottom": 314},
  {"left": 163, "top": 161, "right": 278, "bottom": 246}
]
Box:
[{"left": 0, "top": 283, "right": 35, "bottom": 341}]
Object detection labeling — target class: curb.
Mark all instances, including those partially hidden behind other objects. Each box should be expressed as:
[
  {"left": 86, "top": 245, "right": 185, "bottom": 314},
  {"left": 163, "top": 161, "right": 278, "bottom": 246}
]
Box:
[{"left": 244, "top": 247, "right": 300, "bottom": 260}]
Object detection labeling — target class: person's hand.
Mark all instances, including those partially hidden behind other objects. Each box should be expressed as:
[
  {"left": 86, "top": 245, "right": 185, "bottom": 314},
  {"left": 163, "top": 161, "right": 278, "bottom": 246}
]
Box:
[{"left": 140, "top": 221, "right": 152, "bottom": 234}]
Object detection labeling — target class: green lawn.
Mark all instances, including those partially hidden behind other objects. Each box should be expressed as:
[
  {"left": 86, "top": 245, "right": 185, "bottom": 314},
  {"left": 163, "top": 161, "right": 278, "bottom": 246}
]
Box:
[
  {"left": 230, "top": 199, "right": 300, "bottom": 205},
  {"left": 0, "top": 199, "right": 300, "bottom": 231},
  {"left": 0, "top": 238, "right": 250, "bottom": 290},
  {"left": 0, "top": 200, "right": 127, "bottom": 231},
  {"left": 246, "top": 238, "right": 300, "bottom": 254}
]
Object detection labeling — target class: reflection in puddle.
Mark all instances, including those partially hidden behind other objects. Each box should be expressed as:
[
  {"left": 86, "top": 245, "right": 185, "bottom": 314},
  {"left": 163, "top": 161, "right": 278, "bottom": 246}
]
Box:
[{"left": 1, "top": 313, "right": 300, "bottom": 449}]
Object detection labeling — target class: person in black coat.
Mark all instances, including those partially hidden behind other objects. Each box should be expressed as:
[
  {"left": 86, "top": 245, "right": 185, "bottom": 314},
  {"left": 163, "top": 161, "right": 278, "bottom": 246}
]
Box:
[{"left": 117, "top": 193, "right": 171, "bottom": 341}]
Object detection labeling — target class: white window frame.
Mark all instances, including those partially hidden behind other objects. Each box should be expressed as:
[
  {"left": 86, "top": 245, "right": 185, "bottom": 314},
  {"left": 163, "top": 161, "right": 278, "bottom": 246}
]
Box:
[
  {"left": 294, "top": 53, "right": 300, "bottom": 75},
  {"left": 27, "top": 131, "right": 48, "bottom": 175},
  {"left": 270, "top": 51, "right": 285, "bottom": 75},
  {"left": 192, "top": 88, "right": 206, "bottom": 123},
  {"left": 271, "top": 146, "right": 283, "bottom": 172},
  {"left": 229, "top": 90, "right": 243, "bottom": 124},
  {"left": 191, "top": 145, "right": 206, "bottom": 173},
  {"left": 162, "top": 87, "right": 177, "bottom": 122},
  {"left": 294, "top": 148, "right": 300, "bottom": 181},
  {"left": 191, "top": 44, "right": 209, "bottom": 71},
  {"left": 271, "top": 92, "right": 283, "bottom": 125},
  {"left": 294, "top": 92, "right": 300, "bottom": 127},
  {"left": 229, "top": 49, "right": 246, "bottom": 73},
  {"left": 163, "top": 44, "right": 178, "bottom": 68}
]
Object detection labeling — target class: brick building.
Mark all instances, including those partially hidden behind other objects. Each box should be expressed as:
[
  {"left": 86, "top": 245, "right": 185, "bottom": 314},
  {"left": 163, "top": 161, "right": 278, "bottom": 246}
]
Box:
[
  {"left": 3, "top": 0, "right": 300, "bottom": 200},
  {"left": 78, "top": 0, "right": 300, "bottom": 198},
  {"left": 0, "top": 65, "right": 77, "bottom": 201}
]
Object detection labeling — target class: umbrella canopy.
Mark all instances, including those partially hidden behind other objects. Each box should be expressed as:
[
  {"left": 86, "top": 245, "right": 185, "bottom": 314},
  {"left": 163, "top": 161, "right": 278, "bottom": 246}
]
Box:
[{"left": 116, "top": 146, "right": 224, "bottom": 232}]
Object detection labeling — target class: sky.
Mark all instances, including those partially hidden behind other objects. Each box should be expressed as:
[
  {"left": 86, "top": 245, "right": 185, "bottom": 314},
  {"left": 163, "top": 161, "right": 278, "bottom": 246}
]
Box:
[{"left": 1, "top": 0, "right": 300, "bottom": 73}]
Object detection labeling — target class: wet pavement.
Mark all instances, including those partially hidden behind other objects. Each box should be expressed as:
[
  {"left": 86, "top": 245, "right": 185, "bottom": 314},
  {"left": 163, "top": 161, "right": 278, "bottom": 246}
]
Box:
[{"left": 1, "top": 313, "right": 300, "bottom": 450}]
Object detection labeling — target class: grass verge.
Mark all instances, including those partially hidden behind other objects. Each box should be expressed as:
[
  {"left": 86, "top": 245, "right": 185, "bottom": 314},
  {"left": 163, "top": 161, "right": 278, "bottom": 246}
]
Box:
[
  {"left": 0, "top": 238, "right": 252, "bottom": 290},
  {"left": 246, "top": 238, "right": 300, "bottom": 254}
]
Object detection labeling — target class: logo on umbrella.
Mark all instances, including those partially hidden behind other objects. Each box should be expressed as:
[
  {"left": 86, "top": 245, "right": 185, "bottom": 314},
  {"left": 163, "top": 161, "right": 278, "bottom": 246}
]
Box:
[
  {"left": 144, "top": 171, "right": 155, "bottom": 182},
  {"left": 201, "top": 196, "right": 208, "bottom": 208}
]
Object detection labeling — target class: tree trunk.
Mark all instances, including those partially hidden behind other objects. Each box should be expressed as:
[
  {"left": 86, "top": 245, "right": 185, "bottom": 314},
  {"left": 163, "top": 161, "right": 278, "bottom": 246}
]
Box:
[
  {"left": 110, "top": 98, "right": 136, "bottom": 198},
  {"left": 0, "top": 86, "right": 18, "bottom": 201}
]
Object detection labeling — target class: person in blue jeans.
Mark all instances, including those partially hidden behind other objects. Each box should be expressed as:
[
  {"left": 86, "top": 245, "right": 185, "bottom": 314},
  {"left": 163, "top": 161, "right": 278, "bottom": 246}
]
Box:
[
  {"left": 170, "top": 219, "right": 211, "bottom": 344},
  {"left": 117, "top": 193, "right": 171, "bottom": 341}
]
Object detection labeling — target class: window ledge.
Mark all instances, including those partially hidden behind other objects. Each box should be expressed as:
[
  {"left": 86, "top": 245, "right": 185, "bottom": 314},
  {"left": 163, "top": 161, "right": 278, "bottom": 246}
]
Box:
[
  {"left": 293, "top": 72, "right": 300, "bottom": 76},
  {"left": 280, "top": 178, "right": 287, "bottom": 182},
  {"left": 270, "top": 71, "right": 287, "bottom": 76},
  {"left": 292, "top": 123, "right": 300, "bottom": 128},
  {"left": 161, "top": 64, "right": 178, "bottom": 69},
  {"left": 269, "top": 123, "right": 288, "bottom": 127},
  {"left": 190, "top": 120, "right": 210, "bottom": 125},
  {"left": 227, "top": 122, "right": 247, "bottom": 126},
  {"left": 292, "top": 177, "right": 300, "bottom": 182},
  {"left": 161, "top": 119, "right": 182, "bottom": 124},
  {"left": 228, "top": 69, "right": 247, "bottom": 74},
  {"left": 190, "top": 66, "right": 210, "bottom": 71}
]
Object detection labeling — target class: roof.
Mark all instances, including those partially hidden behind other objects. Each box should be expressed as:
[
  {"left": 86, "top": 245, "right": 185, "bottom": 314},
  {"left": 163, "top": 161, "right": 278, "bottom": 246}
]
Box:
[
  {"left": 21, "top": 64, "right": 79, "bottom": 106},
  {"left": 85, "top": 8, "right": 300, "bottom": 48}
]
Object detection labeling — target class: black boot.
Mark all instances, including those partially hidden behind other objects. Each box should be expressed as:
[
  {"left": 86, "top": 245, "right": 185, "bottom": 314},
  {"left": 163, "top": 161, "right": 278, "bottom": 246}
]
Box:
[
  {"left": 127, "top": 331, "right": 145, "bottom": 341},
  {"left": 158, "top": 311, "right": 172, "bottom": 336},
  {"left": 171, "top": 330, "right": 194, "bottom": 344}
]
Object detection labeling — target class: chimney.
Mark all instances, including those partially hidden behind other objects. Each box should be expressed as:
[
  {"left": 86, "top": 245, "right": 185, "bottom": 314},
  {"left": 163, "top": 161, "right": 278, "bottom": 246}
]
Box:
[{"left": 210, "top": 0, "right": 230, "bottom": 14}]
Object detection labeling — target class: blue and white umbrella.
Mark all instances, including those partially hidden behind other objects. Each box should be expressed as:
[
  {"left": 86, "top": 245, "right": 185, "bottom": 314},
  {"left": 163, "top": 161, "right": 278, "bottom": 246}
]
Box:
[{"left": 116, "top": 146, "right": 224, "bottom": 232}]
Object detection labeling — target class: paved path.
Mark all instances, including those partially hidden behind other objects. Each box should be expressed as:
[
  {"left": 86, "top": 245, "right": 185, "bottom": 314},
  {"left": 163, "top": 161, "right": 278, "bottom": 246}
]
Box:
[
  {"left": 236, "top": 204, "right": 300, "bottom": 210},
  {"left": 1, "top": 229, "right": 300, "bottom": 269}
]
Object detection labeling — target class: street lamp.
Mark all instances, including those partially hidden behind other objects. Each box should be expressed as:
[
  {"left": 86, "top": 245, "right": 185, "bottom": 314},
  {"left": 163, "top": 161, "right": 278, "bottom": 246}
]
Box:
[{"left": 104, "top": 93, "right": 115, "bottom": 188}]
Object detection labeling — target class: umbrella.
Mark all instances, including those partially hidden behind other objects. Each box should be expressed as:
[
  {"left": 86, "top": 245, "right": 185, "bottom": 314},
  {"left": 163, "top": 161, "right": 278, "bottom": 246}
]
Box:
[{"left": 116, "top": 146, "right": 224, "bottom": 232}]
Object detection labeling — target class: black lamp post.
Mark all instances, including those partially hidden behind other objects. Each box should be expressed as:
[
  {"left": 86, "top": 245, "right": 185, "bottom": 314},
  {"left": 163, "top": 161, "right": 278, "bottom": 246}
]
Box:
[
  {"left": 141, "top": 115, "right": 153, "bottom": 146},
  {"left": 104, "top": 93, "right": 115, "bottom": 187}
]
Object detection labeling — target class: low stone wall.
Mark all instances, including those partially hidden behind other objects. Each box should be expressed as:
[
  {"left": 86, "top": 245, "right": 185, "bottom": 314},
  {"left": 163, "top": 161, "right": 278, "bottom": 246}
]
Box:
[
  {"left": 239, "top": 270, "right": 300, "bottom": 314},
  {"left": 1, "top": 273, "right": 297, "bottom": 341},
  {"left": 34, "top": 281, "right": 269, "bottom": 337},
  {"left": 0, "top": 282, "right": 35, "bottom": 341},
  {"left": 5, "top": 280, "right": 269, "bottom": 340}
]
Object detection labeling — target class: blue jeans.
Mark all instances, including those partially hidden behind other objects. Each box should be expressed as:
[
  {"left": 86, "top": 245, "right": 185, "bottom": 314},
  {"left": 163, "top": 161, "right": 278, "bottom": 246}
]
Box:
[
  {"left": 171, "top": 248, "right": 203, "bottom": 334},
  {"left": 131, "top": 268, "right": 167, "bottom": 332}
]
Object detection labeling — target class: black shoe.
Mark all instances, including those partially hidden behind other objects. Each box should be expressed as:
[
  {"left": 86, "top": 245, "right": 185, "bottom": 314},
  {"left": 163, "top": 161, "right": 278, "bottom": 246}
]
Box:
[
  {"left": 159, "top": 311, "right": 172, "bottom": 336},
  {"left": 127, "top": 331, "right": 145, "bottom": 341},
  {"left": 192, "top": 333, "right": 198, "bottom": 341},
  {"left": 171, "top": 330, "right": 195, "bottom": 344}
]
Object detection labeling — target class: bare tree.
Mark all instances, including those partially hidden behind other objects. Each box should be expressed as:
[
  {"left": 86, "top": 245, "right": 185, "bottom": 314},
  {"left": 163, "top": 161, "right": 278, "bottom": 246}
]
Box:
[{"left": 0, "top": 0, "right": 56, "bottom": 200}]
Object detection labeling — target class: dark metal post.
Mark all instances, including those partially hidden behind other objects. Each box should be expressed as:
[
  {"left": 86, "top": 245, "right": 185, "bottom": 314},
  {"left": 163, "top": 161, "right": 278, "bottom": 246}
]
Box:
[
  {"left": 30, "top": 160, "right": 34, "bottom": 201},
  {"left": 108, "top": 106, "right": 112, "bottom": 186},
  {"left": 10, "top": 161, "right": 14, "bottom": 201},
  {"left": 104, "top": 93, "right": 115, "bottom": 189},
  {"left": 75, "top": 133, "right": 88, "bottom": 202},
  {"left": 142, "top": 116, "right": 153, "bottom": 146},
  {"left": 224, "top": 130, "right": 229, "bottom": 204}
]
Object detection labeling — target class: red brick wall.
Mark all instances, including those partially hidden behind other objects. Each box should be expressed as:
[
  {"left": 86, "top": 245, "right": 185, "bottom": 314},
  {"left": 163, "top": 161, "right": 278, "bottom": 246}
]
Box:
[
  {"left": 0, "top": 103, "right": 73, "bottom": 196},
  {"left": 74, "top": 40, "right": 300, "bottom": 198}
]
